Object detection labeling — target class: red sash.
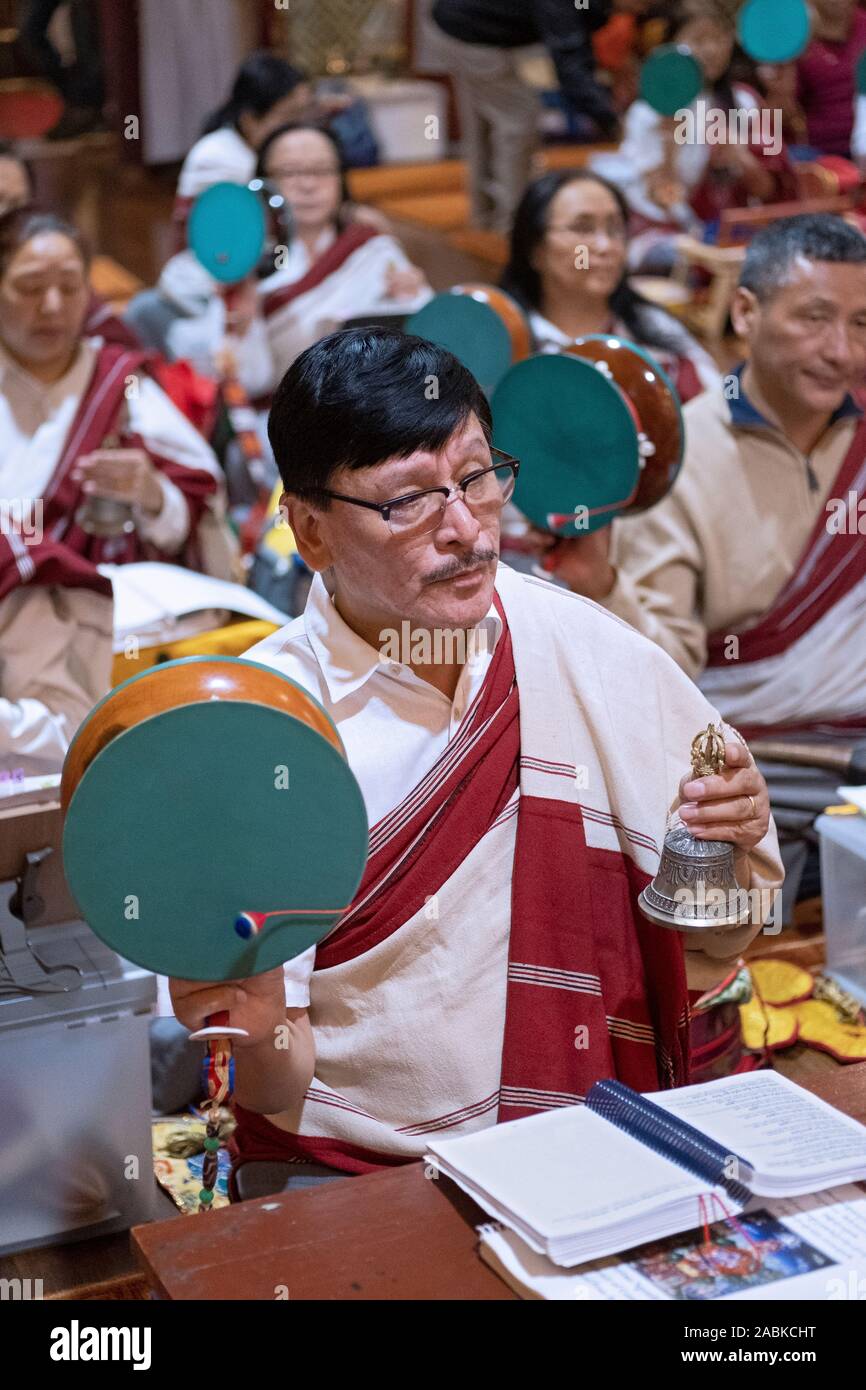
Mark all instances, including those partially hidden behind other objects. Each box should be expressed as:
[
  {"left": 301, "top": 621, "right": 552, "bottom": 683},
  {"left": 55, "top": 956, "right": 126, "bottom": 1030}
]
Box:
[
  {"left": 707, "top": 417, "right": 866, "bottom": 669},
  {"left": 0, "top": 343, "right": 219, "bottom": 601},
  {"left": 261, "top": 223, "right": 381, "bottom": 320},
  {"left": 83, "top": 291, "right": 141, "bottom": 350},
  {"left": 231, "top": 597, "right": 690, "bottom": 1178}
]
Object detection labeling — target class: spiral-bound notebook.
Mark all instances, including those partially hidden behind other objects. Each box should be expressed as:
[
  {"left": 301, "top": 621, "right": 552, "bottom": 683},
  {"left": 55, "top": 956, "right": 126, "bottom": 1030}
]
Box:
[{"left": 424, "top": 1071, "right": 866, "bottom": 1268}]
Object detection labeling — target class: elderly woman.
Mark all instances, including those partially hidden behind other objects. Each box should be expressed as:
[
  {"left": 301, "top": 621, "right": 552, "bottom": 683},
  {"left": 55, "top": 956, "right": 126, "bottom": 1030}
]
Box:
[
  {"left": 0, "top": 209, "right": 234, "bottom": 574},
  {"left": 158, "top": 123, "right": 429, "bottom": 399},
  {"left": 0, "top": 209, "right": 237, "bottom": 772},
  {"left": 253, "top": 123, "right": 430, "bottom": 382},
  {"left": 501, "top": 168, "right": 721, "bottom": 402}
]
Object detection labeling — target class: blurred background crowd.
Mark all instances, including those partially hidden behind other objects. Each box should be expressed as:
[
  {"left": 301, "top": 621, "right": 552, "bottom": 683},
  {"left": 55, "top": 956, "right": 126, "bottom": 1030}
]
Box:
[{"left": 1, "top": 0, "right": 865, "bottom": 778}]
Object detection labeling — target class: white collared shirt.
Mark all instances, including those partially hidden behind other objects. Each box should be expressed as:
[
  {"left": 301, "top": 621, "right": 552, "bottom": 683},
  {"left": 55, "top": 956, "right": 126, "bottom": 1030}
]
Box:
[{"left": 245, "top": 570, "right": 503, "bottom": 1005}]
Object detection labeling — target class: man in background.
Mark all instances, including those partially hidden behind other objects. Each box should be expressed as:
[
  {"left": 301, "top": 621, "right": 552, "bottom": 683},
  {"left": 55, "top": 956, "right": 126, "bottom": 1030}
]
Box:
[
  {"left": 540, "top": 215, "right": 866, "bottom": 919},
  {"left": 432, "top": 0, "right": 618, "bottom": 233}
]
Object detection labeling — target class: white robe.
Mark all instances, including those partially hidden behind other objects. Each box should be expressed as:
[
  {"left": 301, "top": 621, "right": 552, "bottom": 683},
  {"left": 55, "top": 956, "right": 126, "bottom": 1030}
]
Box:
[{"left": 260, "top": 228, "right": 431, "bottom": 383}]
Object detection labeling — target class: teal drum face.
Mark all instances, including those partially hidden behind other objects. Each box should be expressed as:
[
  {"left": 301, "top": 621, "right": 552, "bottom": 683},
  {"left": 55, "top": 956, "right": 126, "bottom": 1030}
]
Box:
[
  {"left": 639, "top": 45, "right": 703, "bottom": 118},
  {"left": 406, "top": 290, "right": 527, "bottom": 397},
  {"left": 62, "top": 701, "right": 368, "bottom": 982},
  {"left": 187, "top": 181, "right": 266, "bottom": 284},
  {"left": 492, "top": 354, "right": 640, "bottom": 538},
  {"left": 738, "top": 0, "right": 811, "bottom": 65}
]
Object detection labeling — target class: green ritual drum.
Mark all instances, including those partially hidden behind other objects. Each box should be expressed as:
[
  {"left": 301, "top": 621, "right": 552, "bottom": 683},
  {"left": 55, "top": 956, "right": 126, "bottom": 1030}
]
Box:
[{"left": 61, "top": 657, "right": 368, "bottom": 985}]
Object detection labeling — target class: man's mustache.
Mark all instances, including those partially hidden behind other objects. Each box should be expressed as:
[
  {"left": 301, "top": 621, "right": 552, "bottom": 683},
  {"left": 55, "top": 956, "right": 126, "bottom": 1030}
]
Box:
[{"left": 423, "top": 549, "right": 498, "bottom": 585}]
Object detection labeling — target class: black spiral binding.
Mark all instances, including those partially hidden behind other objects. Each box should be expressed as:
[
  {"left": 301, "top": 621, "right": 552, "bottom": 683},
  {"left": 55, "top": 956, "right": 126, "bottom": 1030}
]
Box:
[{"left": 587, "top": 1078, "right": 754, "bottom": 1207}]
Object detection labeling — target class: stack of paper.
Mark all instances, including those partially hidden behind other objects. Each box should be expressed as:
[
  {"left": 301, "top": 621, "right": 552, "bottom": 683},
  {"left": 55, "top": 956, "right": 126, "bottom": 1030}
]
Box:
[{"left": 425, "top": 1072, "right": 866, "bottom": 1267}]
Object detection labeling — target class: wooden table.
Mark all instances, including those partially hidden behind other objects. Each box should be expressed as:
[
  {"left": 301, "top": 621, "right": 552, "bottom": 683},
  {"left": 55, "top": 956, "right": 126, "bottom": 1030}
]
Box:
[{"left": 133, "top": 1060, "right": 866, "bottom": 1301}]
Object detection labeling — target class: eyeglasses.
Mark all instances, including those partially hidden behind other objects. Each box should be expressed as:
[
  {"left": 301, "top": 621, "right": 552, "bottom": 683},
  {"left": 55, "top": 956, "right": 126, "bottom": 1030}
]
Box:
[
  {"left": 318, "top": 449, "right": 520, "bottom": 537},
  {"left": 267, "top": 164, "right": 341, "bottom": 182}
]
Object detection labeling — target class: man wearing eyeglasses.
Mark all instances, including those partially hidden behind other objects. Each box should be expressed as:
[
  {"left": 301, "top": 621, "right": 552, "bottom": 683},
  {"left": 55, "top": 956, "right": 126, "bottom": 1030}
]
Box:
[{"left": 169, "top": 326, "right": 781, "bottom": 1199}]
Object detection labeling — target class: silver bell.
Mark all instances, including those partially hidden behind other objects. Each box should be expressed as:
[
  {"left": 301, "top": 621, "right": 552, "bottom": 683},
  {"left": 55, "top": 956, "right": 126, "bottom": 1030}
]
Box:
[
  {"left": 75, "top": 495, "right": 136, "bottom": 539},
  {"left": 638, "top": 824, "right": 749, "bottom": 932}
]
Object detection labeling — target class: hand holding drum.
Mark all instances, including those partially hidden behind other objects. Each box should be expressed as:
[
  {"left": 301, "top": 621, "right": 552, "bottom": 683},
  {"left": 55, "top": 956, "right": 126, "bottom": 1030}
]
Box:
[
  {"left": 492, "top": 334, "right": 685, "bottom": 577},
  {"left": 169, "top": 968, "right": 289, "bottom": 1048}
]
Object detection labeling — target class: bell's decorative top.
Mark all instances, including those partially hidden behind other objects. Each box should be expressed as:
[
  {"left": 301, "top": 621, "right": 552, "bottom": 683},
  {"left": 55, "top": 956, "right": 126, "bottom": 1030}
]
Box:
[{"left": 691, "top": 723, "right": 726, "bottom": 779}]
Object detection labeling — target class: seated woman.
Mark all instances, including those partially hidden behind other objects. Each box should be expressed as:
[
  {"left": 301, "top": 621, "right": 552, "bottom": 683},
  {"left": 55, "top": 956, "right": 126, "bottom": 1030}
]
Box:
[
  {"left": 0, "top": 209, "right": 236, "bottom": 580},
  {"left": 147, "top": 55, "right": 313, "bottom": 393},
  {"left": 500, "top": 169, "right": 721, "bottom": 402},
  {"left": 591, "top": 0, "right": 796, "bottom": 272},
  {"left": 0, "top": 210, "right": 240, "bottom": 771},
  {"left": 254, "top": 123, "right": 430, "bottom": 383},
  {"left": 155, "top": 122, "right": 419, "bottom": 400}
]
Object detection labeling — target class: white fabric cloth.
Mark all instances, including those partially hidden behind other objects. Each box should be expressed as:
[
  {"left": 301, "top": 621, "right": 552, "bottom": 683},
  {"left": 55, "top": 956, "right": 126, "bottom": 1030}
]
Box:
[
  {"left": 250, "top": 563, "right": 782, "bottom": 1158},
  {"left": 158, "top": 227, "right": 429, "bottom": 397},
  {"left": 260, "top": 230, "right": 428, "bottom": 382},
  {"left": 698, "top": 573, "right": 866, "bottom": 728},
  {"left": 245, "top": 569, "right": 502, "bottom": 1008},
  {"left": 0, "top": 337, "right": 224, "bottom": 554},
  {"left": 176, "top": 125, "right": 255, "bottom": 200},
  {"left": 159, "top": 251, "right": 275, "bottom": 400}
]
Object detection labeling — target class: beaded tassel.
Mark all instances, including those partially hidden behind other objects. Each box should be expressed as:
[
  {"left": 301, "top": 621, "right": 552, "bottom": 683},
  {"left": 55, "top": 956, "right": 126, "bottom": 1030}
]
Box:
[{"left": 198, "top": 1036, "right": 231, "bottom": 1213}]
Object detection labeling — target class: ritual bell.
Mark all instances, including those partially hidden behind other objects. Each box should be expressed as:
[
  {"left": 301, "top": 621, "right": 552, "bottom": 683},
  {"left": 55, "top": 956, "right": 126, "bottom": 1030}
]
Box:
[
  {"left": 638, "top": 824, "right": 749, "bottom": 931},
  {"left": 638, "top": 723, "right": 751, "bottom": 933},
  {"left": 74, "top": 494, "right": 136, "bottom": 538},
  {"left": 73, "top": 432, "right": 135, "bottom": 538}
]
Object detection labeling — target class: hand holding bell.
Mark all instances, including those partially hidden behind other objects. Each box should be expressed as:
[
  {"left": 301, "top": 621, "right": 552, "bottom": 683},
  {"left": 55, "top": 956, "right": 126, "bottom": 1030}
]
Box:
[
  {"left": 678, "top": 733, "right": 770, "bottom": 850},
  {"left": 639, "top": 725, "right": 771, "bottom": 932},
  {"left": 73, "top": 442, "right": 163, "bottom": 538}
]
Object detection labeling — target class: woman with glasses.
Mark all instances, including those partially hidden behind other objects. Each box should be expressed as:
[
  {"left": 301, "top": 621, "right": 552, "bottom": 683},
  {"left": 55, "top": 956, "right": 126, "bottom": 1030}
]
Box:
[
  {"left": 156, "top": 123, "right": 430, "bottom": 403},
  {"left": 501, "top": 169, "right": 720, "bottom": 405},
  {"left": 255, "top": 123, "right": 430, "bottom": 383}
]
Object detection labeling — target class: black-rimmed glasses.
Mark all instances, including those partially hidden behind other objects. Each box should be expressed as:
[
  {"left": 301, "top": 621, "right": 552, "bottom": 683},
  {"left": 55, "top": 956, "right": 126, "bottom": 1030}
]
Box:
[{"left": 318, "top": 449, "right": 520, "bottom": 538}]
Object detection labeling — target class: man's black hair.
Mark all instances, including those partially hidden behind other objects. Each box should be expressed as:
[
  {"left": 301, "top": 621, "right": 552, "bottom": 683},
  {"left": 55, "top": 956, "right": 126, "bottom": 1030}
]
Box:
[
  {"left": 268, "top": 327, "right": 493, "bottom": 502},
  {"left": 740, "top": 214, "right": 866, "bottom": 301}
]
